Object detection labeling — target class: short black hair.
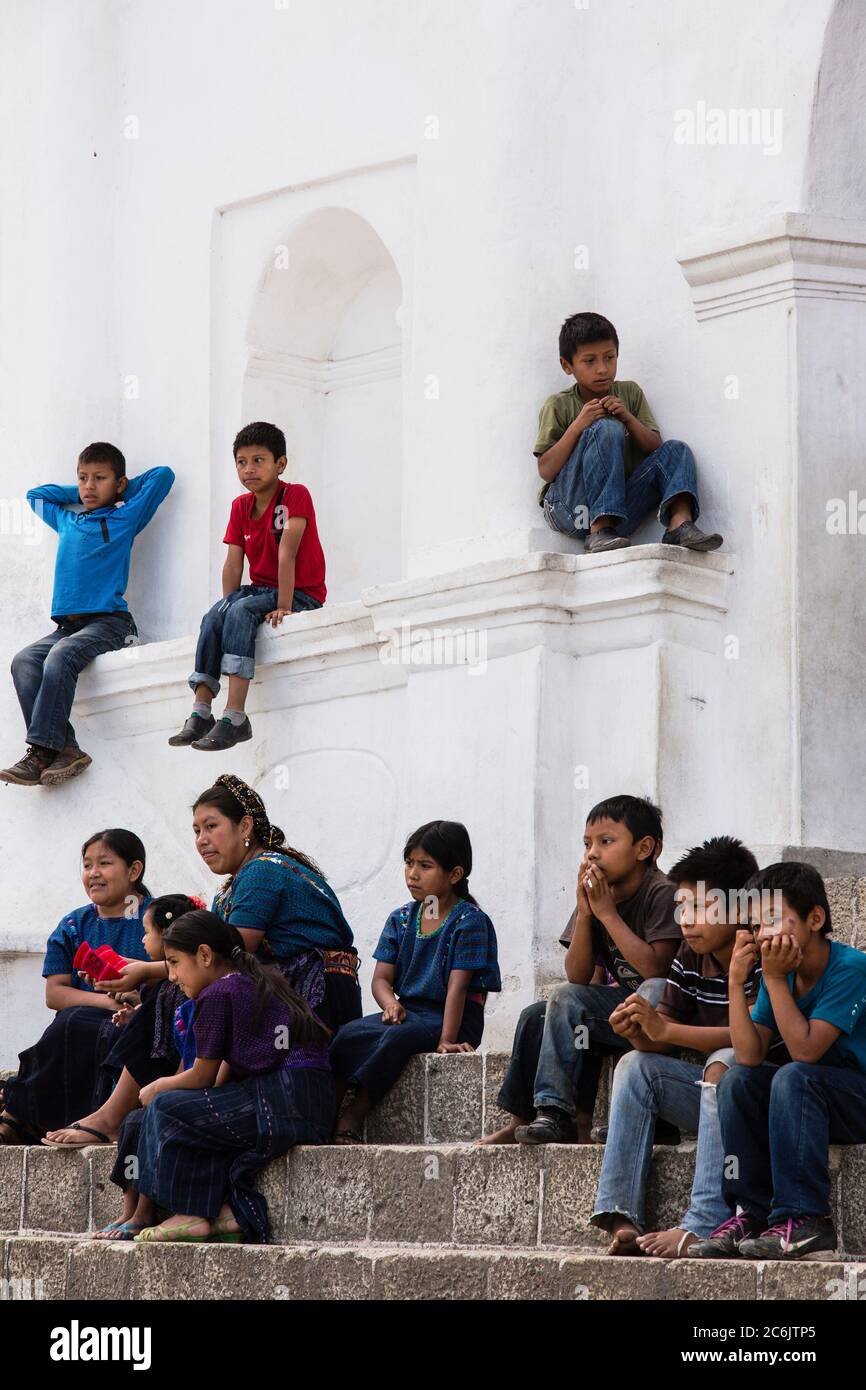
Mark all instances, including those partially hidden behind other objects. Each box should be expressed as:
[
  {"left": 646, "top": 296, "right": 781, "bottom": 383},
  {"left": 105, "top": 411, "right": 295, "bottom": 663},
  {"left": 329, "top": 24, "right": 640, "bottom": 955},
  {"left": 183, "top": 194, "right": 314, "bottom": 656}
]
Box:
[
  {"left": 586, "top": 795, "right": 662, "bottom": 852},
  {"left": 78, "top": 442, "right": 126, "bottom": 478},
  {"left": 668, "top": 836, "right": 759, "bottom": 895},
  {"left": 559, "top": 312, "right": 619, "bottom": 362},
  {"left": 742, "top": 861, "right": 832, "bottom": 936},
  {"left": 233, "top": 421, "right": 286, "bottom": 461}
]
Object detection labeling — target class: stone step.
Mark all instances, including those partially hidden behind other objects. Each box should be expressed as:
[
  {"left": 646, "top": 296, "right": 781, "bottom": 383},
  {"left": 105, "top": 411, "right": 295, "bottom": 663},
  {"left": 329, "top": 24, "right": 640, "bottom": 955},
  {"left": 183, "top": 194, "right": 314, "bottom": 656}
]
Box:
[
  {"left": 2, "top": 1232, "right": 864, "bottom": 1302},
  {"left": 4, "top": 1139, "right": 865, "bottom": 1256}
]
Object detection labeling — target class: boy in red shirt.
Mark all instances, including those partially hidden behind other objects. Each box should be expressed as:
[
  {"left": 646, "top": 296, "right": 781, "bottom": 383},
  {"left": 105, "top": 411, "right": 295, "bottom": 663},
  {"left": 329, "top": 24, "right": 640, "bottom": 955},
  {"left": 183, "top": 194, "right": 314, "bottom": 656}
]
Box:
[{"left": 169, "top": 422, "right": 326, "bottom": 751}]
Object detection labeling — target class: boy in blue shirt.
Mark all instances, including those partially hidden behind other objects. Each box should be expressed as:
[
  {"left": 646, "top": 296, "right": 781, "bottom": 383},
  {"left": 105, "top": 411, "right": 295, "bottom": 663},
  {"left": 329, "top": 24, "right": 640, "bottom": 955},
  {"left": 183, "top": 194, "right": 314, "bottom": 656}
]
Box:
[
  {"left": 691, "top": 861, "right": 866, "bottom": 1260},
  {"left": 2, "top": 443, "right": 174, "bottom": 787},
  {"left": 534, "top": 312, "right": 723, "bottom": 555}
]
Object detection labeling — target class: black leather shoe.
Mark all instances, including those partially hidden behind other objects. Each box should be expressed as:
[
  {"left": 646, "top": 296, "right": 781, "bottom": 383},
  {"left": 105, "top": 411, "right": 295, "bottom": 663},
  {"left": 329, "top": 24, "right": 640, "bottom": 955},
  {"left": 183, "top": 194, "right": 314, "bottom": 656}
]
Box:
[
  {"left": 514, "top": 1108, "right": 576, "bottom": 1145},
  {"left": 168, "top": 713, "right": 215, "bottom": 747},
  {"left": 192, "top": 716, "right": 253, "bottom": 751},
  {"left": 661, "top": 520, "right": 723, "bottom": 551}
]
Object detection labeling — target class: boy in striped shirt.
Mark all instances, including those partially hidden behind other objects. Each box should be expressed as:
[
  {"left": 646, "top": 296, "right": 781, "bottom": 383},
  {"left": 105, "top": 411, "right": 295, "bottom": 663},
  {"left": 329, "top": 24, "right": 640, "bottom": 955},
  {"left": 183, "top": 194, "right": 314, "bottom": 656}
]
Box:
[{"left": 590, "top": 836, "right": 769, "bottom": 1257}]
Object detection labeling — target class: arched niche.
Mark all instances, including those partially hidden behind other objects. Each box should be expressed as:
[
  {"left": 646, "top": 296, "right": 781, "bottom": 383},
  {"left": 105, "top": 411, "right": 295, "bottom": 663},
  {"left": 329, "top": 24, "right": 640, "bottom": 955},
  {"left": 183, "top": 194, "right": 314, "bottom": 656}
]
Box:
[{"left": 243, "top": 207, "right": 403, "bottom": 602}]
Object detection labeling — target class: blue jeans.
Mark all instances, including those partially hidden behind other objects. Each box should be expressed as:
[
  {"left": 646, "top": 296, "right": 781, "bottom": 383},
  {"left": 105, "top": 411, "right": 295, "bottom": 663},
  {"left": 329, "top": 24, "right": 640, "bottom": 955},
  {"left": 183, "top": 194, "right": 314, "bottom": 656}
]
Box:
[
  {"left": 718, "top": 1061, "right": 866, "bottom": 1224},
  {"left": 533, "top": 977, "right": 667, "bottom": 1116},
  {"left": 189, "top": 585, "right": 322, "bottom": 695},
  {"left": 543, "top": 417, "right": 699, "bottom": 538},
  {"left": 11, "top": 612, "right": 137, "bottom": 751},
  {"left": 592, "top": 1048, "right": 741, "bottom": 1237}
]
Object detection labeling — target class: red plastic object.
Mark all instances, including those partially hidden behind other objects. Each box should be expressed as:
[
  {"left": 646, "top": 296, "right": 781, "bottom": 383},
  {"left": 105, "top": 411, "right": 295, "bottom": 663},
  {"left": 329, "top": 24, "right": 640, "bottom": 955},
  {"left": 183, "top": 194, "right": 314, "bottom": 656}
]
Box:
[{"left": 72, "top": 942, "right": 128, "bottom": 981}]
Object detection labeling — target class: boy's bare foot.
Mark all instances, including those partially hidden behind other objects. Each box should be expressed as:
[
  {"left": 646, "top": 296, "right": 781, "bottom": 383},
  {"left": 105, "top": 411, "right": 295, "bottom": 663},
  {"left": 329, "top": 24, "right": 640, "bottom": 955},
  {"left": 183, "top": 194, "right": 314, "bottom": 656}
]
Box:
[
  {"left": 637, "top": 1227, "right": 697, "bottom": 1258},
  {"left": 606, "top": 1215, "right": 644, "bottom": 1256},
  {"left": 475, "top": 1118, "right": 523, "bottom": 1146},
  {"left": 44, "top": 1105, "right": 121, "bottom": 1146}
]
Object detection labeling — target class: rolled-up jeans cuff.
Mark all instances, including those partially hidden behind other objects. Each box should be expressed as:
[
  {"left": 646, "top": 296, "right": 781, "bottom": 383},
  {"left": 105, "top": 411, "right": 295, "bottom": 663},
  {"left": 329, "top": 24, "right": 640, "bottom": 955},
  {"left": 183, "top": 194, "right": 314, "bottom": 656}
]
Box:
[
  {"left": 189, "top": 671, "right": 220, "bottom": 697},
  {"left": 659, "top": 489, "right": 699, "bottom": 528},
  {"left": 532, "top": 1092, "right": 577, "bottom": 1118},
  {"left": 590, "top": 1208, "right": 643, "bottom": 1234},
  {"left": 221, "top": 654, "right": 255, "bottom": 680}
]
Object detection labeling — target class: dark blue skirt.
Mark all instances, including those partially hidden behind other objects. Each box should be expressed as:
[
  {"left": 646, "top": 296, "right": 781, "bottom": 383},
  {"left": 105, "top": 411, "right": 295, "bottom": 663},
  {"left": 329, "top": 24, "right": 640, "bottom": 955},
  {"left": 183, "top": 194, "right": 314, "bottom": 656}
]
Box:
[
  {"left": 135, "top": 1065, "right": 335, "bottom": 1243},
  {"left": 329, "top": 998, "right": 485, "bottom": 1103},
  {"left": 4, "top": 1005, "right": 118, "bottom": 1135}
]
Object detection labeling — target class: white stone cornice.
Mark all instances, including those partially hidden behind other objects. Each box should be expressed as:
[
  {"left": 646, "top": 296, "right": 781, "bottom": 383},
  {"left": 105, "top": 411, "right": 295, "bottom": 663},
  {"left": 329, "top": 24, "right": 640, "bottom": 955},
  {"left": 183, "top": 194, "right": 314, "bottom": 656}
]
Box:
[
  {"left": 73, "top": 547, "right": 731, "bottom": 736},
  {"left": 246, "top": 343, "right": 401, "bottom": 392},
  {"left": 677, "top": 213, "right": 866, "bottom": 320}
]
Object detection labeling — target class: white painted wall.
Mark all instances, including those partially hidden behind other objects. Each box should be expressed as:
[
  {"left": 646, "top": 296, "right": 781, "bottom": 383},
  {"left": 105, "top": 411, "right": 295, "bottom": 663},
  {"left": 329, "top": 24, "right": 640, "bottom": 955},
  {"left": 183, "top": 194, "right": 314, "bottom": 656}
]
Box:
[{"left": 3, "top": 0, "right": 865, "bottom": 1065}]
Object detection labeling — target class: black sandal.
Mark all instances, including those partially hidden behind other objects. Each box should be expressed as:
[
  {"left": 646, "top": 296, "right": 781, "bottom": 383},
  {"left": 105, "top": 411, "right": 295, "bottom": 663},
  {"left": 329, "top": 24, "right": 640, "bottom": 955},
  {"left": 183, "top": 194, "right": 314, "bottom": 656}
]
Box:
[
  {"left": 41, "top": 1122, "right": 112, "bottom": 1149},
  {"left": 0, "top": 1112, "right": 40, "bottom": 1145}
]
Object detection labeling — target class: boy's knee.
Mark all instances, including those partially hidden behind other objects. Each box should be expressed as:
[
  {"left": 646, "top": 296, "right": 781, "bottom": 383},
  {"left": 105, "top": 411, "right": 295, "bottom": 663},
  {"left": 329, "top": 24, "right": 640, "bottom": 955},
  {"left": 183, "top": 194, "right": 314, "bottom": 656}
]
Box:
[
  {"left": 771, "top": 1061, "right": 814, "bottom": 1095},
  {"left": 703, "top": 1062, "right": 728, "bottom": 1086},
  {"left": 584, "top": 416, "right": 626, "bottom": 445},
  {"left": 637, "top": 978, "right": 666, "bottom": 1007},
  {"left": 547, "top": 981, "right": 587, "bottom": 1013},
  {"left": 612, "top": 1048, "right": 653, "bottom": 1086}
]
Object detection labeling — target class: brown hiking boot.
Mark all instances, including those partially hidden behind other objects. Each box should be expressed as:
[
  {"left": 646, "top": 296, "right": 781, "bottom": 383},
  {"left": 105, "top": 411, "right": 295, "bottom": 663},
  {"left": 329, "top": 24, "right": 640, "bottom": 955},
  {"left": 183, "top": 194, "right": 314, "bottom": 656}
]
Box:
[
  {"left": 0, "top": 745, "right": 56, "bottom": 785},
  {"left": 40, "top": 744, "right": 92, "bottom": 786}
]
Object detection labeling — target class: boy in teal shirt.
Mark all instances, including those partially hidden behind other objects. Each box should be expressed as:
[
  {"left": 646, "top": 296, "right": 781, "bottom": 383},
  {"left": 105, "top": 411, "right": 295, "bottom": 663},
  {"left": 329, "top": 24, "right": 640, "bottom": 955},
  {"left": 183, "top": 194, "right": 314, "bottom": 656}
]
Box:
[
  {"left": 691, "top": 861, "right": 866, "bottom": 1261},
  {"left": 2, "top": 443, "right": 174, "bottom": 786}
]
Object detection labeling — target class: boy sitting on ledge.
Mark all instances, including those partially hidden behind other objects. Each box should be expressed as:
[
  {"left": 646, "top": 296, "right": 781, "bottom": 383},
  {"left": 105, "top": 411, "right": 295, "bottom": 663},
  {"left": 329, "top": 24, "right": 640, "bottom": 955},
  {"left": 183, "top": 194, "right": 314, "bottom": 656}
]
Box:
[
  {"left": 534, "top": 312, "right": 723, "bottom": 555},
  {"left": 169, "top": 421, "right": 326, "bottom": 752}
]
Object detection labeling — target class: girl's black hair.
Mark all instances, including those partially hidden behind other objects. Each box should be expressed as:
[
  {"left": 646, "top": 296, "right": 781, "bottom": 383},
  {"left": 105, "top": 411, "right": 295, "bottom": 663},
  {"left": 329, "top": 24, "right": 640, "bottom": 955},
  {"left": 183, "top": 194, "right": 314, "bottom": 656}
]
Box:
[
  {"left": 162, "top": 909, "right": 331, "bottom": 1046},
  {"left": 81, "top": 829, "right": 150, "bottom": 898},
  {"left": 146, "top": 894, "right": 206, "bottom": 933},
  {"left": 192, "top": 783, "right": 323, "bottom": 877},
  {"left": 402, "top": 820, "right": 478, "bottom": 905}
]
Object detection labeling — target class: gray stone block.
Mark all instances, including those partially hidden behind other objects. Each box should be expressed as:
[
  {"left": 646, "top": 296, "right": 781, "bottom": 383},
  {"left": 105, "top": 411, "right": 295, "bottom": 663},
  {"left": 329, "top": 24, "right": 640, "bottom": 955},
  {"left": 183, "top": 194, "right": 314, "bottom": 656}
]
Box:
[
  {"left": 132, "top": 1243, "right": 206, "bottom": 1300},
  {"left": 370, "top": 1145, "right": 457, "bottom": 1243},
  {"left": 67, "top": 1239, "right": 136, "bottom": 1299},
  {"left": 827, "top": 877, "right": 856, "bottom": 946},
  {"left": 539, "top": 1145, "right": 606, "bottom": 1248},
  {"left": 645, "top": 1143, "right": 699, "bottom": 1232},
  {"left": 0, "top": 1147, "right": 23, "bottom": 1229},
  {"left": 200, "top": 1243, "right": 309, "bottom": 1300},
  {"left": 366, "top": 1060, "right": 425, "bottom": 1144},
  {"left": 426, "top": 1053, "right": 483, "bottom": 1141},
  {"left": 852, "top": 879, "right": 866, "bottom": 952},
  {"left": 255, "top": 1153, "right": 288, "bottom": 1242},
  {"left": 560, "top": 1253, "right": 667, "bottom": 1300},
  {"left": 487, "top": 1250, "right": 562, "bottom": 1300},
  {"left": 374, "top": 1249, "right": 491, "bottom": 1300},
  {"left": 22, "top": 1147, "right": 89, "bottom": 1232},
  {"left": 6, "top": 1234, "right": 70, "bottom": 1299},
  {"left": 307, "top": 1247, "right": 375, "bottom": 1300},
  {"left": 837, "top": 1145, "right": 866, "bottom": 1255},
  {"left": 87, "top": 1145, "right": 120, "bottom": 1230},
  {"left": 758, "top": 1259, "right": 850, "bottom": 1302},
  {"left": 482, "top": 1052, "right": 514, "bottom": 1135},
  {"left": 454, "top": 1147, "right": 540, "bottom": 1245},
  {"left": 285, "top": 1144, "right": 372, "bottom": 1242},
  {"left": 665, "top": 1256, "right": 756, "bottom": 1300}
]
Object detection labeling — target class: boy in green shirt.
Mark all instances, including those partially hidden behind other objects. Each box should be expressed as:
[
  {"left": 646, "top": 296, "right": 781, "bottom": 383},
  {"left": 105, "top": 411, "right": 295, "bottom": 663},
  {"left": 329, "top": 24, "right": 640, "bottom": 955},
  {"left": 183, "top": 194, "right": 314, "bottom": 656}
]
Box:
[{"left": 534, "top": 312, "right": 723, "bottom": 555}]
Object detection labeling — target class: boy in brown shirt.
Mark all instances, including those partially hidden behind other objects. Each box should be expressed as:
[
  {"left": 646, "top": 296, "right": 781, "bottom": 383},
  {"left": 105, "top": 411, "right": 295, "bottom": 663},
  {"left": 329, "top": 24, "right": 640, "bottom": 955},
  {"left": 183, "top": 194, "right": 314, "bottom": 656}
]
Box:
[{"left": 479, "top": 795, "right": 681, "bottom": 1146}]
